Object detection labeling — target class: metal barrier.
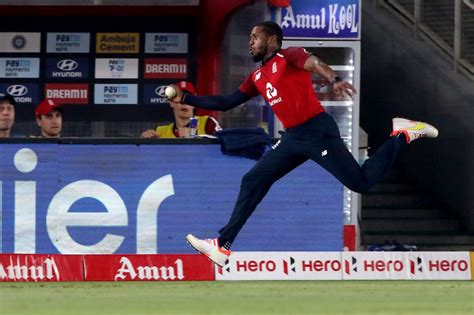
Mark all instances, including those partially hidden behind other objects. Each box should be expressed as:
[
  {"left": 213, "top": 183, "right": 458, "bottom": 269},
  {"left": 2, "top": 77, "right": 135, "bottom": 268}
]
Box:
[{"left": 376, "top": 0, "right": 474, "bottom": 80}]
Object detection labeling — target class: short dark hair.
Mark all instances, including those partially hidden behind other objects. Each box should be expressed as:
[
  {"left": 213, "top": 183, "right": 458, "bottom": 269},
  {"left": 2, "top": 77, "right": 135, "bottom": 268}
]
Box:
[
  {"left": 255, "top": 21, "right": 283, "bottom": 47},
  {"left": 0, "top": 93, "right": 16, "bottom": 106}
]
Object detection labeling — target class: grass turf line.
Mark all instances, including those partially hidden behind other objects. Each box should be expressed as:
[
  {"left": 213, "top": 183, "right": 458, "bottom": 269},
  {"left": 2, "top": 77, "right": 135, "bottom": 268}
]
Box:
[{"left": 1, "top": 281, "right": 472, "bottom": 315}]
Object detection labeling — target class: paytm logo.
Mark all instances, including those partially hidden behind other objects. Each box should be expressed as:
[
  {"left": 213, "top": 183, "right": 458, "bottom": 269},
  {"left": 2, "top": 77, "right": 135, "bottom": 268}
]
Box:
[
  {"left": 154, "top": 35, "right": 179, "bottom": 43},
  {"left": 56, "top": 34, "right": 81, "bottom": 42},
  {"left": 104, "top": 85, "right": 128, "bottom": 94},
  {"left": 6, "top": 59, "right": 30, "bottom": 67},
  {"left": 108, "top": 59, "right": 125, "bottom": 72},
  {"left": 3, "top": 148, "right": 175, "bottom": 254},
  {"left": 7, "top": 85, "right": 28, "bottom": 96},
  {"left": 57, "top": 59, "right": 78, "bottom": 71}
]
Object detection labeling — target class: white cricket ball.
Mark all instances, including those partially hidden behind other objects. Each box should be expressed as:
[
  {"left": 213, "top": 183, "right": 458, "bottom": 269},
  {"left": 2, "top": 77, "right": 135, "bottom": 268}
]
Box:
[{"left": 165, "top": 86, "right": 177, "bottom": 99}]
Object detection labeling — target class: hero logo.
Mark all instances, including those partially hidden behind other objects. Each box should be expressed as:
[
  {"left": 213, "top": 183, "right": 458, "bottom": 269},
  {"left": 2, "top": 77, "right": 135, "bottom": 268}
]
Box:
[
  {"left": 344, "top": 256, "right": 357, "bottom": 275},
  {"left": 266, "top": 82, "right": 282, "bottom": 106},
  {"left": 410, "top": 257, "right": 423, "bottom": 275},
  {"left": 57, "top": 59, "right": 78, "bottom": 71},
  {"left": 7, "top": 85, "right": 28, "bottom": 96},
  {"left": 282, "top": 256, "right": 296, "bottom": 275},
  {"left": 7, "top": 148, "right": 175, "bottom": 254}
]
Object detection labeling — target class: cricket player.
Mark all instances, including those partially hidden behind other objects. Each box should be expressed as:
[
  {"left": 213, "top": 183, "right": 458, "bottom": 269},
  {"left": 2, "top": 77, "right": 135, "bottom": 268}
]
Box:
[{"left": 168, "top": 21, "right": 438, "bottom": 266}]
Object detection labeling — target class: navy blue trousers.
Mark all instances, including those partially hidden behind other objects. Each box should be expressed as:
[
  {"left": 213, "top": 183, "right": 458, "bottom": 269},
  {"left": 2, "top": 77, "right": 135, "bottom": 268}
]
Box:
[{"left": 218, "top": 112, "right": 405, "bottom": 245}]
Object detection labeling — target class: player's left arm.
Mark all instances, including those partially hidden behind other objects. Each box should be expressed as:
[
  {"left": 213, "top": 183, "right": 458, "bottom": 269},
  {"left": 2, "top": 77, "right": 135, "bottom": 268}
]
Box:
[{"left": 303, "top": 55, "right": 357, "bottom": 98}]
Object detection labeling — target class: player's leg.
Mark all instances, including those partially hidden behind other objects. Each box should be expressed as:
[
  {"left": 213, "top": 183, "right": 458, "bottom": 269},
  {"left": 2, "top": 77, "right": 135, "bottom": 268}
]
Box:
[
  {"left": 307, "top": 113, "right": 406, "bottom": 193},
  {"left": 218, "top": 135, "right": 308, "bottom": 247},
  {"left": 186, "top": 135, "right": 307, "bottom": 266},
  {"left": 313, "top": 135, "right": 405, "bottom": 193}
]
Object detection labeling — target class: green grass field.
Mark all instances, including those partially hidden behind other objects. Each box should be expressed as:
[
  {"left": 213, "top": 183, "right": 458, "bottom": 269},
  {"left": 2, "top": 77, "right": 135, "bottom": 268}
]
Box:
[{"left": 1, "top": 281, "right": 472, "bottom": 315}]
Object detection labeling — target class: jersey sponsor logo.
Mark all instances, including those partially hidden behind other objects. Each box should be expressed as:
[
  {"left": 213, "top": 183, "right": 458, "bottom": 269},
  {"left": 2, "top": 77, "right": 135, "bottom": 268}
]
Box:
[
  {"left": 266, "top": 82, "right": 277, "bottom": 99},
  {"left": 266, "top": 82, "right": 282, "bottom": 106}
]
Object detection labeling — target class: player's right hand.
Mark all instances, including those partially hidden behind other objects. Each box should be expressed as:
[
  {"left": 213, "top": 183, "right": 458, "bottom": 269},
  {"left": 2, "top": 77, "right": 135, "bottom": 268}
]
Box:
[{"left": 168, "top": 84, "right": 184, "bottom": 103}]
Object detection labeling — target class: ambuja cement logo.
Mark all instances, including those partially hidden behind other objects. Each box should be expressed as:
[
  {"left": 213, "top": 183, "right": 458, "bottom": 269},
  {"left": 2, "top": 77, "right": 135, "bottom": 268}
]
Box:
[{"left": 5, "top": 148, "right": 175, "bottom": 254}]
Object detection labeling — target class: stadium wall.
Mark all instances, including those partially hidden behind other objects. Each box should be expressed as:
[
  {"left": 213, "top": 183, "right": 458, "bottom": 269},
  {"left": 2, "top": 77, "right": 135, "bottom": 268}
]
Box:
[
  {"left": 0, "top": 142, "right": 343, "bottom": 254},
  {"left": 361, "top": 2, "right": 474, "bottom": 231},
  {"left": 1, "top": 252, "right": 472, "bottom": 282}
]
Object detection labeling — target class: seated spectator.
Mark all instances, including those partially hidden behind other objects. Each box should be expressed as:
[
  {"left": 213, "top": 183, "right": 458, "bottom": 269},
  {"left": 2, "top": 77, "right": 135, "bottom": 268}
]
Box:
[
  {"left": 34, "top": 99, "right": 63, "bottom": 138},
  {"left": 141, "top": 81, "right": 222, "bottom": 139},
  {"left": 0, "top": 93, "right": 15, "bottom": 138}
]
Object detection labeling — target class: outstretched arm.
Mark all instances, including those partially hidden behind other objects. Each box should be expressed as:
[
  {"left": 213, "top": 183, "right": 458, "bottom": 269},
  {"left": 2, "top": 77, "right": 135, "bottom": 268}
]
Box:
[
  {"left": 304, "top": 55, "right": 357, "bottom": 98},
  {"left": 168, "top": 85, "right": 251, "bottom": 111},
  {"left": 183, "top": 90, "right": 251, "bottom": 111}
]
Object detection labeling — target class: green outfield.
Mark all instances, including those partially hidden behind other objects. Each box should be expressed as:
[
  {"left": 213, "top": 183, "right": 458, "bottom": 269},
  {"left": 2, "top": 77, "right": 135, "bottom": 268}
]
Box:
[{"left": 1, "top": 281, "right": 472, "bottom": 315}]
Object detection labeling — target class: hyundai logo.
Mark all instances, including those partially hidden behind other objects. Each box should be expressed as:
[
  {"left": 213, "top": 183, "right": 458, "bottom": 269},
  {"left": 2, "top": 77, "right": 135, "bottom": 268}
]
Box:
[
  {"left": 7, "top": 85, "right": 28, "bottom": 97},
  {"left": 155, "top": 86, "right": 167, "bottom": 97},
  {"left": 57, "top": 59, "right": 78, "bottom": 71}
]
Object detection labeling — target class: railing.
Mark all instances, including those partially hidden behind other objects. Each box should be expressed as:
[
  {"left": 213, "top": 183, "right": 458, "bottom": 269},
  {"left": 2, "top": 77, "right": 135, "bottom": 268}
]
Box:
[{"left": 375, "top": 0, "right": 474, "bottom": 80}]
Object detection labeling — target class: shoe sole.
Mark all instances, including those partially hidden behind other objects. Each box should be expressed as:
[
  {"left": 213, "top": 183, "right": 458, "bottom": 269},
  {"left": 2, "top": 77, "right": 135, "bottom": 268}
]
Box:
[{"left": 185, "top": 238, "right": 228, "bottom": 267}]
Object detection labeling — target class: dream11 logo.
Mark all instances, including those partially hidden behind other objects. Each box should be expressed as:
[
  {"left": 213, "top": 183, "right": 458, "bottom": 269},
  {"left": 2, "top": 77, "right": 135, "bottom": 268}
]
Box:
[{"left": 4, "top": 148, "right": 175, "bottom": 254}]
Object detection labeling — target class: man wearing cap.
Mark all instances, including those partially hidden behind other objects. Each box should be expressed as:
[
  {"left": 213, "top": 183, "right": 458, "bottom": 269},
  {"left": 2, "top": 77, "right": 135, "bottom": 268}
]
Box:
[
  {"left": 35, "top": 99, "right": 63, "bottom": 138},
  {"left": 0, "top": 93, "right": 15, "bottom": 138},
  {"left": 141, "top": 81, "right": 222, "bottom": 138}
]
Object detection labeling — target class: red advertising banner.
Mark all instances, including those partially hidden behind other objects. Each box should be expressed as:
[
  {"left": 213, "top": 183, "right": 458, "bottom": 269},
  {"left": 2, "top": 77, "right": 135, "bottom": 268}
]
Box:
[
  {"left": 84, "top": 254, "right": 214, "bottom": 281},
  {"left": 44, "top": 83, "right": 89, "bottom": 104},
  {"left": 144, "top": 58, "right": 187, "bottom": 79},
  {"left": 0, "top": 254, "right": 83, "bottom": 282}
]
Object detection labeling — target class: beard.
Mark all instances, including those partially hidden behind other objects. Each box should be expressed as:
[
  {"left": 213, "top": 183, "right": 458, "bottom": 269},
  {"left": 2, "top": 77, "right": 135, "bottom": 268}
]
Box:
[
  {"left": 251, "top": 44, "right": 268, "bottom": 62},
  {"left": 252, "top": 52, "right": 264, "bottom": 62}
]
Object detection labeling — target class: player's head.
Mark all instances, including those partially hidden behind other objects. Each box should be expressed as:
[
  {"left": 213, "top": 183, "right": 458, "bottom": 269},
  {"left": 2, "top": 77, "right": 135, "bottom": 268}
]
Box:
[{"left": 249, "top": 21, "right": 283, "bottom": 62}]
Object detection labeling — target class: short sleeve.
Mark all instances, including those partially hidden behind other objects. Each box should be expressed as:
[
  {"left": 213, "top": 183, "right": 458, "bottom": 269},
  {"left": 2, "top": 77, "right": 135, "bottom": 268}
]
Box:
[
  {"left": 281, "top": 47, "right": 312, "bottom": 69},
  {"left": 238, "top": 73, "right": 260, "bottom": 97}
]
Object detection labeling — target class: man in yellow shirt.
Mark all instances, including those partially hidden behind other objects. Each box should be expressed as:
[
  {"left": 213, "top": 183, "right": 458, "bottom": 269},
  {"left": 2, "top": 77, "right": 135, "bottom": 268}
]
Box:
[{"left": 141, "top": 81, "right": 222, "bottom": 138}]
